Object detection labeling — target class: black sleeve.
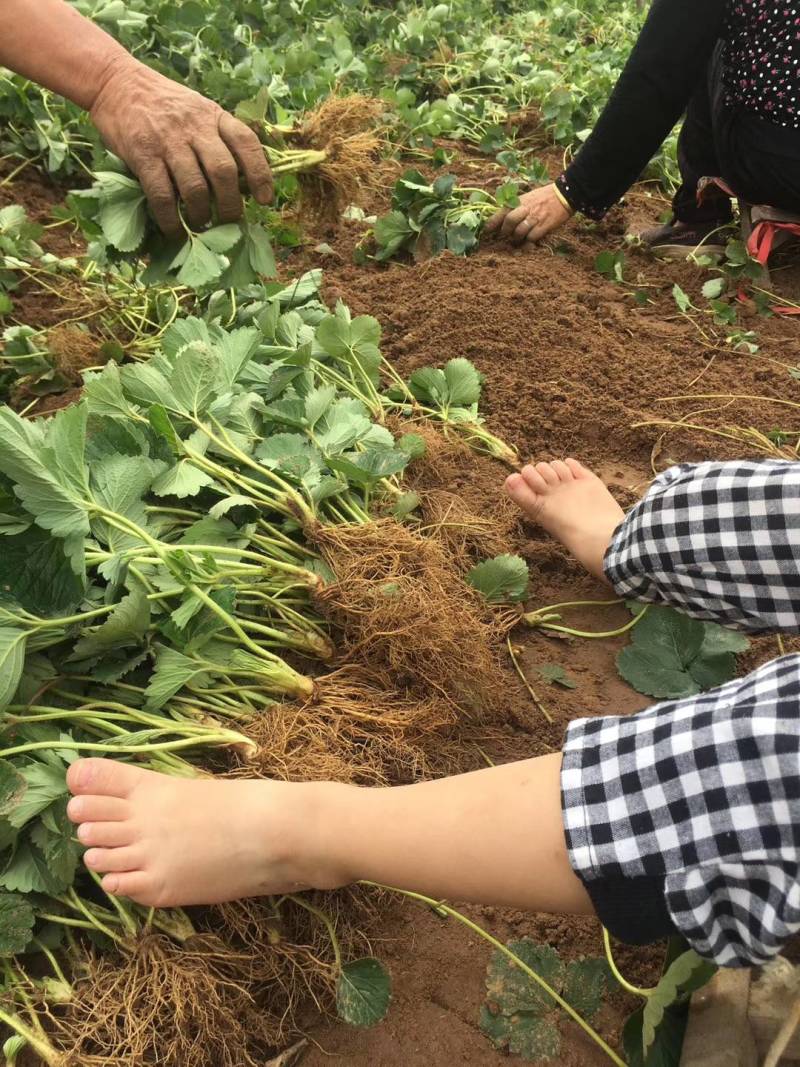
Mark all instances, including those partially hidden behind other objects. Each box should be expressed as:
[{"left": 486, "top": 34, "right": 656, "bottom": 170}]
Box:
[{"left": 555, "top": 0, "right": 726, "bottom": 219}]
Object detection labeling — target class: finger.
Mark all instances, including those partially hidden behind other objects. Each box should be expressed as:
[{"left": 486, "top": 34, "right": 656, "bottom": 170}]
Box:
[
  {"left": 484, "top": 208, "right": 509, "bottom": 234},
  {"left": 193, "top": 135, "right": 243, "bottom": 224},
  {"left": 512, "top": 217, "right": 536, "bottom": 245},
  {"left": 219, "top": 113, "right": 273, "bottom": 206},
  {"left": 526, "top": 218, "right": 553, "bottom": 243},
  {"left": 166, "top": 148, "right": 211, "bottom": 230},
  {"left": 137, "top": 160, "right": 181, "bottom": 237},
  {"left": 84, "top": 846, "right": 142, "bottom": 874},
  {"left": 77, "top": 820, "right": 138, "bottom": 849},
  {"left": 67, "top": 794, "right": 129, "bottom": 824},
  {"left": 499, "top": 204, "right": 529, "bottom": 239}
]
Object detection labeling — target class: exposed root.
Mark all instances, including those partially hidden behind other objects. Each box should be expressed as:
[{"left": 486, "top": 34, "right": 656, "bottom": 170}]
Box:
[
  {"left": 46, "top": 324, "right": 104, "bottom": 383},
  {"left": 386, "top": 416, "right": 521, "bottom": 561},
  {"left": 291, "top": 94, "right": 389, "bottom": 216},
  {"left": 232, "top": 666, "right": 459, "bottom": 785},
  {"left": 56, "top": 933, "right": 282, "bottom": 1067},
  {"left": 206, "top": 889, "right": 376, "bottom": 1026},
  {"left": 386, "top": 413, "right": 474, "bottom": 472},
  {"left": 312, "top": 520, "right": 504, "bottom": 711},
  {"left": 417, "top": 488, "right": 518, "bottom": 567}
]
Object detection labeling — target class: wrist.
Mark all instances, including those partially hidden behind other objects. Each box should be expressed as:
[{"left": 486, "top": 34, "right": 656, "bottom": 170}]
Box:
[
  {"left": 88, "top": 52, "right": 157, "bottom": 117},
  {"left": 551, "top": 182, "right": 575, "bottom": 216}
]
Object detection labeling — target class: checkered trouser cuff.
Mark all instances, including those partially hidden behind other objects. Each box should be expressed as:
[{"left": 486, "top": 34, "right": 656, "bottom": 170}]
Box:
[
  {"left": 562, "top": 655, "right": 800, "bottom": 966},
  {"left": 603, "top": 460, "right": 800, "bottom": 633}
]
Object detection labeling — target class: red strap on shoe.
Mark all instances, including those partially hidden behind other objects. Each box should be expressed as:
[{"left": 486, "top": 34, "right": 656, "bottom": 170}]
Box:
[{"left": 747, "top": 220, "right": 800, "bottom": 315}]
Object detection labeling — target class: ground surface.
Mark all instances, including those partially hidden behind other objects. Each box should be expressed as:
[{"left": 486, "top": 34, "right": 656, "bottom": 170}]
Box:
[{"left": 2, "top": 152, "right": 798, "bottom": 1066}]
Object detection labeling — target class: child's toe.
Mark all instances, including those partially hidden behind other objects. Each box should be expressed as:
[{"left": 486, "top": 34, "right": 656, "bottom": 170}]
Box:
[
  {"left": 77, "top": 821, "right": 137, "bottom": 848},
  {"left": 102, "top": 871, "right": 157, "bottom": 903},
  {"left": 67, "top": 794, "right": 129, "bottom": 824},
  {"left": 551, "top": 460, "right": 573, "bottom": 482},
  {"left": 67, "top": 758, "right": 146, "bottom": 799},
  {"left": 535, "top": 462, "right": 559, "bottom": 486},
  {"left": 520, "top": 465, "right": 549, "bottom": 494},
  {"left": 565, "top": 458, "right": 590, "bottom": 479},
  {"left": 505, "top": 473, "right": 542, "bottom": 515},
  {"left": 84, "top": 845, "right": 142, "bottom": 874}
]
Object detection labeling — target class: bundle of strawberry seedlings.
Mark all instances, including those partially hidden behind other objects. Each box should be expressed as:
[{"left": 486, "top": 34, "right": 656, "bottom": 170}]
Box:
[
  {"left": 0, "top": 271, "right": 525, "bottom": 1065},
  {"left": 70, "top": 94, "right": 388, "bottom": 293}
]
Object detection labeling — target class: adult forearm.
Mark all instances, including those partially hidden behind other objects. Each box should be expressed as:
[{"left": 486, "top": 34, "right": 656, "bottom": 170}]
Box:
[
  {"left": 0, "top": 0, "right": 134, "bottom": 111},
  {"left": 559, "top": 0, "right": 725, "bottom": 218},
  {"left": 317, "top": 754, "right": 594, "bottom": 913}
]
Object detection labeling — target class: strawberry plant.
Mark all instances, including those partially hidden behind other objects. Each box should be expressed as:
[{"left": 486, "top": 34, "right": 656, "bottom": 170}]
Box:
[
  {"left": 370, "top": 170, "right": 519, "bottom": 261},
  {"left": 0, "top": 260, "right": 525, "bottom": 1058},
  {"left": 480, "top": 939, "right": 611, "bottom": 1063}
]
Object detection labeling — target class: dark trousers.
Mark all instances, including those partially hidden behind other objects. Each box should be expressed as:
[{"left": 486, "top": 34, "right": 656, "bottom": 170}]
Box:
[{"left": 673, "top": 43, "right": 800, "bottom": 223}]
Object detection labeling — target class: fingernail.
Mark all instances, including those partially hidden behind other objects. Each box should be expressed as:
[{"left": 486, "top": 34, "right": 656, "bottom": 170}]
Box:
[
  {"left": 104, "top": 876, "right": 119, "bottom": 894},
  {"left": 67, "top": 797, "right": 83, "bottom": 821},
  {"left": 85, "top": 851, "right": 98, "bottom": 869}
]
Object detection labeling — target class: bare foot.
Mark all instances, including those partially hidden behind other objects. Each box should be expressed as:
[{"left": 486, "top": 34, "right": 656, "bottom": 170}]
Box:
[
  {"left": 504, "top": 459, "right": 624, "bottom": 582},
  {"left": 66, "top": 759, "right": 342, "bottom": 908}
]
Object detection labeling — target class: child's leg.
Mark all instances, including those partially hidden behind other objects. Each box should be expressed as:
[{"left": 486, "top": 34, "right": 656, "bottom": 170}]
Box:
[
  {"left": 66, "top": 752, "right": 593, "bottom": 915},
  {"left": 67, "top": 649, "right": 800, "bottom": 966},
  {"left": 507, "top": 458, "right": 800, "bottom": 633}
]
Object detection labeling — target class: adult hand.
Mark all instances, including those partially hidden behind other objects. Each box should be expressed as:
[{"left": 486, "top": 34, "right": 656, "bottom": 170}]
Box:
[
  {"left": 90, "top": 59, "right": 273, "bottom": 237},
  {"left": 485, "top": 183, "right": 573, "bottom": 245}
]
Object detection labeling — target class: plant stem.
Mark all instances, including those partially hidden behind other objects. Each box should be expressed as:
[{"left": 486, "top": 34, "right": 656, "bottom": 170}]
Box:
[
  {"left": 506, "top": 636, "right": 552, "bottom": 723},
  {"left": 0, "top": 1007, "right": 62, "bottom": 1067},
  {"left": 602, "top": 927, "right": 653, "bottom": 999},
  {"left": 285, "top": 894, "right": 342, "bottom": 972}
]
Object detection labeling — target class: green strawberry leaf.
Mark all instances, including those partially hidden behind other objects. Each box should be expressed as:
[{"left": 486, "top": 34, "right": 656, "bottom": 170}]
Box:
[
  {"left": 336, "top": 957, "right": 391, "bottom": 1027},
  {"left": 467, "top": 554, "right": 529, "bottom": 603},
  {"left": 617, "top": 606, "right": 747, "bottom": 699},
  {"left": 479, "top": 1004, "right": 561, "bottom": 1061},
  {"left": 0, "top": 891, "right": 36, "bottom": 956},
  {"left": 537, "top": 664, "right": 578, "bottom": 689},
  {"left": 0, "top": 629, "right": 28, "bottom": 711}
]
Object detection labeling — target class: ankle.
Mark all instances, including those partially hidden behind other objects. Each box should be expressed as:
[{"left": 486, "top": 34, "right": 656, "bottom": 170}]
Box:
[{"left": 279, "top": 780, "right": 357, "bottom": 891}]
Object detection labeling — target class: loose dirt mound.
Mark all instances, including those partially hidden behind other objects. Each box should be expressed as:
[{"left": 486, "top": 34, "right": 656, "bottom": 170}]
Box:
[{"left": 322, "top": 204, "right": 799, "bottom": 480}]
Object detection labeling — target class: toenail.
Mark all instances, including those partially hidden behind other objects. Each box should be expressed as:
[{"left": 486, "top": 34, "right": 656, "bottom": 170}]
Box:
[{"left": 74, "top": 762, "right": 92, "bottom": 789}]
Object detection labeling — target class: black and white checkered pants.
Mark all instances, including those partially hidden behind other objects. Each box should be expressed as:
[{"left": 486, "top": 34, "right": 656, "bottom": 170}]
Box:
[{"left": 561, "top": 461, "right": 800, "bottom": 967}]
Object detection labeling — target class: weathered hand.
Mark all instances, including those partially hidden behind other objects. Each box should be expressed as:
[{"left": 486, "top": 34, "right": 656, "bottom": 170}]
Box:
[
  {"left": 485, "top": 183, "right": 572, "bottom": 245},
  {"left": 90, "top": 58, "right": 273, "bottom": 236}
]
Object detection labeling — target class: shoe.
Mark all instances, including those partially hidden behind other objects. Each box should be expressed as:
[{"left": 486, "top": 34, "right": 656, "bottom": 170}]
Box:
[{"left": 638, "top": 220, "right": 731, "bottom": 259}]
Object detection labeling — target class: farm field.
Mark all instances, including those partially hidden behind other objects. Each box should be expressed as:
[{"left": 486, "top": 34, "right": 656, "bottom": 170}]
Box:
[{"left": 0, "top": 1, "right": 799, "bottom": 1065}]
